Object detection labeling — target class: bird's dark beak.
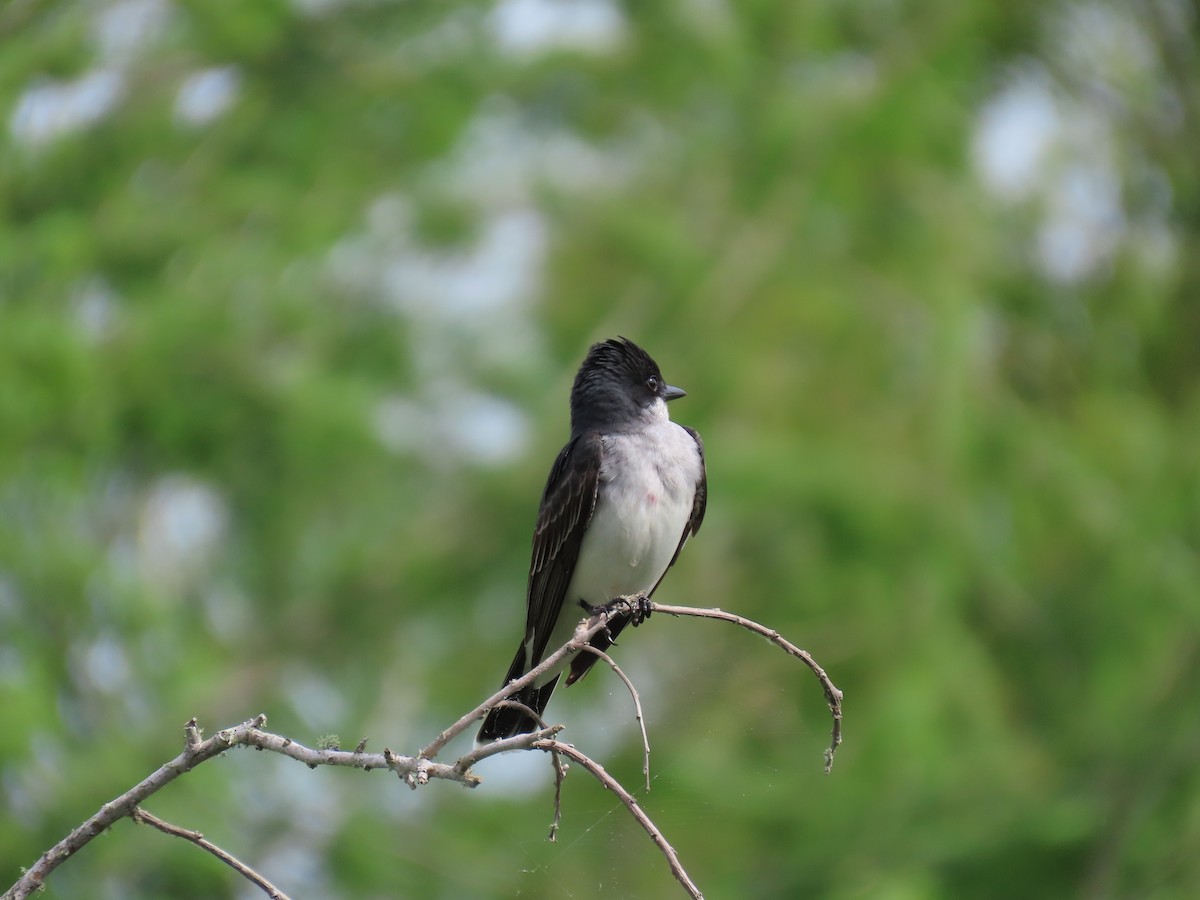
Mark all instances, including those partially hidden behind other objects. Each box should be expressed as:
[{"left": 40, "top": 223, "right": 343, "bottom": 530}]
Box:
[{"left": 662, "top": 384, "right": 687, "bottom": 401}]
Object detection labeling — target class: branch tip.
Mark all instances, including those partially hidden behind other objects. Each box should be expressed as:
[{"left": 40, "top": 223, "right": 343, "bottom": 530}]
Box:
[{"left": 650, "top": 601, "right": 843, "bottom": 772}]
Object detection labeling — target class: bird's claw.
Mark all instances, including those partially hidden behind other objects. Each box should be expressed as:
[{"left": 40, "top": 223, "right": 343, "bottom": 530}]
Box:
[
  {"left": 607, "top": 592, "right": 651, "bottom": 627},
  {"left": 579, "top": 593, "right": 652, "bottom": 639}
]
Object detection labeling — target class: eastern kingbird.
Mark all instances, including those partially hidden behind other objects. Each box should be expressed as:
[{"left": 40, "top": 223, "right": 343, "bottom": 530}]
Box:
[{"left": 478, "top": 337, "right": 707, "bottom": 741}]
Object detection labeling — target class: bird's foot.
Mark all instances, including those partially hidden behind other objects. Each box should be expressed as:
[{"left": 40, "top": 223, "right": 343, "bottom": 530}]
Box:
[
  {"left": 578, "top": 593, "right": 652, "bottom": 642},
  {"left": 608, "top": 592, "right": 652, "bottom": 627}
]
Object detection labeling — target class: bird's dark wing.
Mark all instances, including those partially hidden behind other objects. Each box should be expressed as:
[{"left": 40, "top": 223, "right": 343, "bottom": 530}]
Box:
[
  {"left": 525, "top": 431, "right": 603, "bottom": 664},
  {"left": 655, "top": 425, "right": 707, "bottom": 588}
]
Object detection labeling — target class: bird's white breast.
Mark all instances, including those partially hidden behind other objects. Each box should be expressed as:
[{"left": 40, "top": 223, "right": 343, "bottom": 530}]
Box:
[
  {"left": 530, "top": 416, "right": 703, "bottom": 683},
  {"left": 566, "top": 420, "right": 701, "bottom": 606}
]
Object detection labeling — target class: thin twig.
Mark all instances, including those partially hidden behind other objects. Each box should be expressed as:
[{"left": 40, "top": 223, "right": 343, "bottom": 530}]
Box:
[
  {"left": 450, "top": 702, "right": 562, "bottom": 772},
  {"left": 132, "top": 808, "right": 291, "bottom": 900},
  {"left": 547, "top": 749, "right": 569, "bottom": 842},
  {"left": 651, "top": 603, "right": 844, "bottom": 773},
  {"left": 577, "top": 643, "right": 652, "bottom": 791},
  {"left": 457, "top": 702, "right": 573, "bottom": 843},
  {"left": 534, "top": 739, "right": 703, "bottom": 900},
  {"left": 421, "top": 612, "right": 617, "bottom": 759}
]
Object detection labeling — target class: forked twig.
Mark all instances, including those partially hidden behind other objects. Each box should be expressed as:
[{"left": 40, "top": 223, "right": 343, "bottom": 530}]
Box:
[
  {"left": 2, "top": 715, "right": 508, "bottom": 900},
  {"left": 422, "top": 613, "right": 617, "bottom": 760}
]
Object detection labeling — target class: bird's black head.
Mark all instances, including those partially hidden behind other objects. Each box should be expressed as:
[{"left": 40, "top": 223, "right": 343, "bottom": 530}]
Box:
[{"left": 569, "top": 337, "right": 686, "bottom": 434}]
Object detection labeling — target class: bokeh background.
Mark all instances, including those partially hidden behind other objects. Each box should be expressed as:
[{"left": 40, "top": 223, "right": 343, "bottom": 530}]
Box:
[{"left": 2, "top": 1, "right": 1198, "bottom": 897}]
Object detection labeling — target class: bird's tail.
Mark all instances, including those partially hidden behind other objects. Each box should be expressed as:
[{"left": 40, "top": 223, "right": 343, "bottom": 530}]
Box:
[{"left": 477, "top": 645, "right": 560, "bottom": 742}]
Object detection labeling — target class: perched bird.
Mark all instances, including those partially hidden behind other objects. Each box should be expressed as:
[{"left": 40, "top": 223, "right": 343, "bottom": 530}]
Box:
[{"left": 478, "top": 337, "right": 707, "bottom": 741}]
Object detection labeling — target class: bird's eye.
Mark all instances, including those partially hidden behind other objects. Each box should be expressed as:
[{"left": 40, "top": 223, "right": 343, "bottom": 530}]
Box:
[{"left": 645, "top": 375, "right": 660, "bottom": 393}]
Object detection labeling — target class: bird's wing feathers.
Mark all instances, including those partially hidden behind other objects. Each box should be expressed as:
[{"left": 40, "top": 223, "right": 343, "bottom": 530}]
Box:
[{"left": 525, "top": 431, "right": 603, "bottom": 664}]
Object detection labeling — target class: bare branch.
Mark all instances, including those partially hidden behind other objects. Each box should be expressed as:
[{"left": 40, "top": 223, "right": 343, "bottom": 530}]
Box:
[
  {"left": 534, "top": 739, "right": 704, "bottom": 900},
  {"left": 577, "top": 642, "right": 652, "bottom": 791},
  {"left": 5, "top": 603, "right": 840, "bottom": 900},
  {"left": 2, "top": 714, "right": 479, "bottom": 900},
  {"left": 132, "top": 808, "right": 291, "bottom": 900},
  {"left": 451, "top": 705, "right": 563, "bottom": 771},
  {"left": 651, "top": 603, "right": 844, "bottom": 773},
  {"left": 420, "top": 612, "right": 617, "bottom": 759},
  {"left": 5, "top": 715, "right": 255, "bottom": 900}
]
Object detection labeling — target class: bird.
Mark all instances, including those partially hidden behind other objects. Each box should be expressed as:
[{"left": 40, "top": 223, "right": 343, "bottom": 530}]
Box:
[{"left": 478, "top": 337, "right": 707, "bottom": 741}]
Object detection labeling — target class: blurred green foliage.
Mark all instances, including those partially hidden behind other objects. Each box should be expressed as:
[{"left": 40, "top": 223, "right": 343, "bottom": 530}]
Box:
[{"left": 2, "top": 0, "right": 1198, "bottom": 897}]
